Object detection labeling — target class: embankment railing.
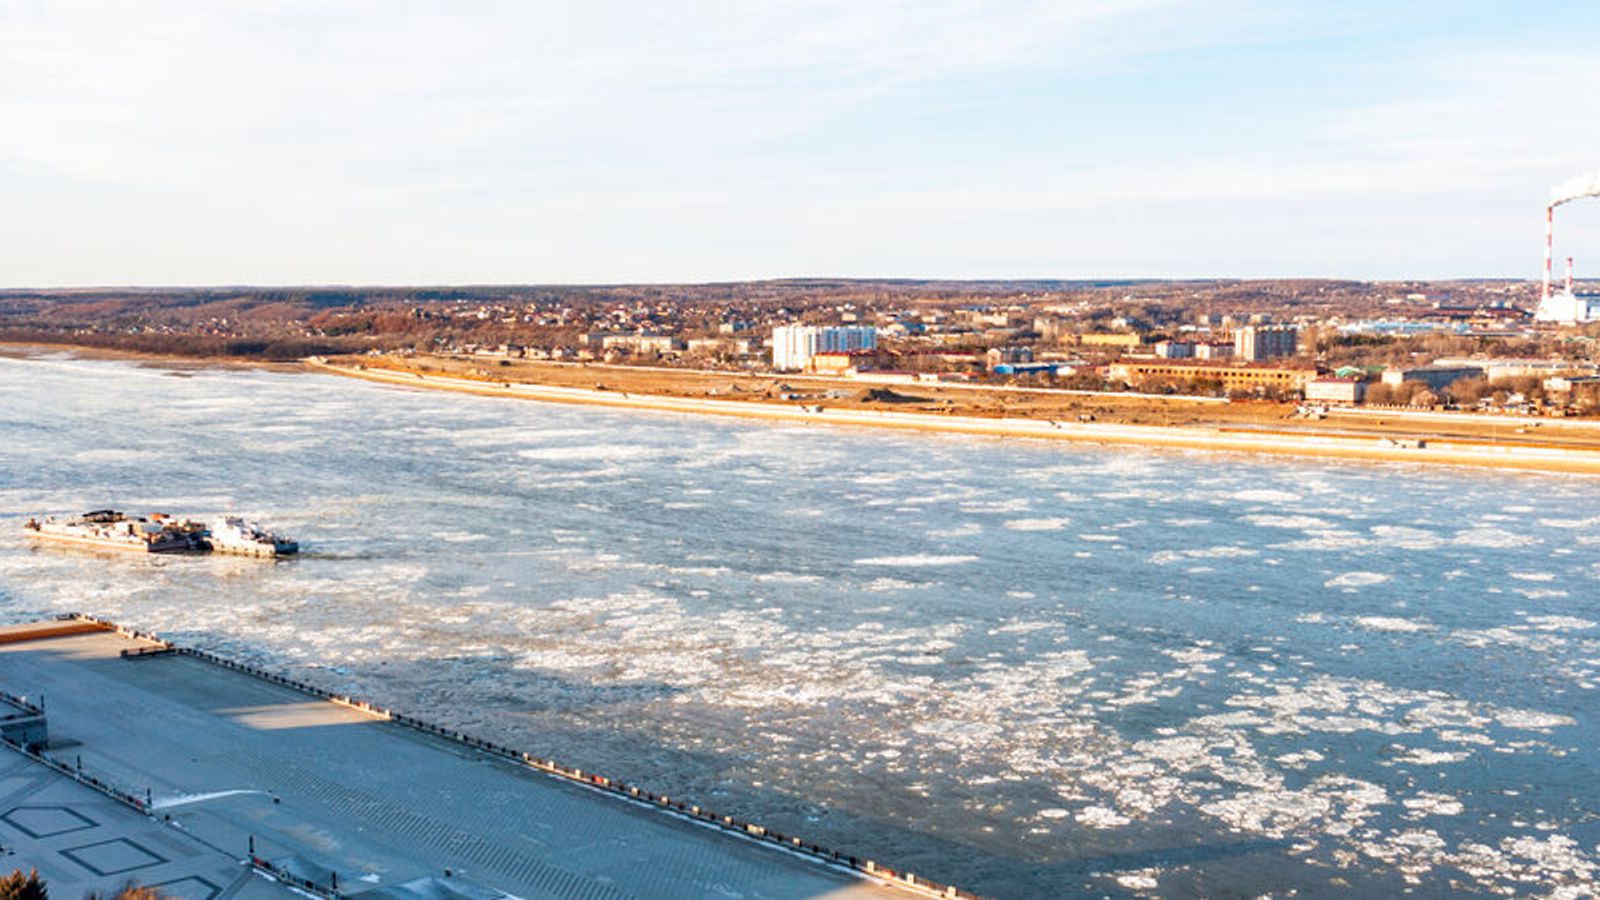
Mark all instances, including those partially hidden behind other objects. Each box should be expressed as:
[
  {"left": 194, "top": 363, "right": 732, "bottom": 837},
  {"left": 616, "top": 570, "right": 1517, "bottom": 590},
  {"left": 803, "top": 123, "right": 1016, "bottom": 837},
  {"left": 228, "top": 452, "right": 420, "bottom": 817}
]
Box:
[{"left": 62, "top": 613, "right": 975, "bottom": 900}]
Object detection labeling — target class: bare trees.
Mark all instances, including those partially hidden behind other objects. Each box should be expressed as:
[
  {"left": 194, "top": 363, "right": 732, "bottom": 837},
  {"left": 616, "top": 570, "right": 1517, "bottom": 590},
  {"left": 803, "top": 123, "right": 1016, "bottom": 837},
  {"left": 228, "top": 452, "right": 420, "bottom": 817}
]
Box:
[{"left": 0, "top": 870, "right": 46, "bottom": 900}]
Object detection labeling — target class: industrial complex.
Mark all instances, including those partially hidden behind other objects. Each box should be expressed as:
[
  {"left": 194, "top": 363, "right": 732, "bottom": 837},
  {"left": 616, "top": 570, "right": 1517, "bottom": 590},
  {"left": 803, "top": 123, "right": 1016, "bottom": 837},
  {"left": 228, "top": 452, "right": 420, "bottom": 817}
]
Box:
[{"left": 1537, "top": 170, "right": 1600, "bottom": 324}]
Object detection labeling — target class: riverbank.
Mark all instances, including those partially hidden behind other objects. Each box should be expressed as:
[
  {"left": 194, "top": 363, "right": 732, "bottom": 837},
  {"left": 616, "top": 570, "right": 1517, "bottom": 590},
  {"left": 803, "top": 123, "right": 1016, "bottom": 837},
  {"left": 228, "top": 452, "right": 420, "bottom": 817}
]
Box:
[
  {"left": 311, "top": 358, "right": 1600, "bottom": 474},
  {"left": 0, "top": 340, "right": 303, "bottom": 372}
]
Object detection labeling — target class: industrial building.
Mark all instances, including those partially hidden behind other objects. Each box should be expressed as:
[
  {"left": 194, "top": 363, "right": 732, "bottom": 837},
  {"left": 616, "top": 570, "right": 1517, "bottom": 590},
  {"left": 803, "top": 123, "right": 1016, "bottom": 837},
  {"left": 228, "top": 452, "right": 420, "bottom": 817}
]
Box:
[
  {"left": 771, "top": 325, "right": 877, "bottom": 371},
  {"left": 1534, "top": 290, "right": 1600, "bottom": 324}
]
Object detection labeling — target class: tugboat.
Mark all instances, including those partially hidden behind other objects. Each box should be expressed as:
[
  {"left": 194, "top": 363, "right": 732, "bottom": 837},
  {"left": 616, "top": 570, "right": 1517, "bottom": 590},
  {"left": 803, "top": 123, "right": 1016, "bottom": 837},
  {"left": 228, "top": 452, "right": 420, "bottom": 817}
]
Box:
[
  {"left": 23, "top": 510, "right": 203, "bottom": 553},
  {"left": 204, "top": 516, "right": 300, "bottom": 557}
]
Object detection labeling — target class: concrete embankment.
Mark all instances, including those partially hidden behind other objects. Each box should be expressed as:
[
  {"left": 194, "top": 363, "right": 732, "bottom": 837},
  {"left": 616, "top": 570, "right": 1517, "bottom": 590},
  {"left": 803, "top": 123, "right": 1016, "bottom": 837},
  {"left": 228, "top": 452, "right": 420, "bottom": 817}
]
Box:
[
  {"left": 312, "top": 361, "right": 1600, "bottom": 475},
  {"left": 0, "top": 615, "right": 973, "bottom": 900}
]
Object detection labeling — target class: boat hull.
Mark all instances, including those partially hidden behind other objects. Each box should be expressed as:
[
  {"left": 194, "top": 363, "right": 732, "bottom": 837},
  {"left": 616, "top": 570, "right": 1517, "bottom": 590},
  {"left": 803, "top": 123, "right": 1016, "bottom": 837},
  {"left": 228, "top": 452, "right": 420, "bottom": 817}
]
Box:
[
  {"left": 25, "top": 530, "right": 193, "bottom": 553},
  {"left": 208, "top": 541, "right": 299, "bottom": 557}
]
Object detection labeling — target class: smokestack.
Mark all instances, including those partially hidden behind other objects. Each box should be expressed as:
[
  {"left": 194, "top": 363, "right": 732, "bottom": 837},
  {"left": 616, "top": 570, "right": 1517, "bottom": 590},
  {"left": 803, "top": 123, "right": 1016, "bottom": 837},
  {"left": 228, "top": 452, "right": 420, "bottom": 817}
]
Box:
[
  {"left": 1544, "top": 205, "right": 1554, "bottom": 301},
  {"left": 1567, "top": 256, "right": 1575, "bottom": 294}
]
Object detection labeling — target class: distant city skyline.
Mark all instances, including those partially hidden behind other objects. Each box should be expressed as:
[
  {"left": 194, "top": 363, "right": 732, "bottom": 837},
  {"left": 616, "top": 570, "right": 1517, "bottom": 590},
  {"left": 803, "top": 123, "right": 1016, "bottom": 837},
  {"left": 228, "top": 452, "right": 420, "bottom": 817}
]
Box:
[{"left": 3, "top": 1, "right": 1599, "bottom": 287}]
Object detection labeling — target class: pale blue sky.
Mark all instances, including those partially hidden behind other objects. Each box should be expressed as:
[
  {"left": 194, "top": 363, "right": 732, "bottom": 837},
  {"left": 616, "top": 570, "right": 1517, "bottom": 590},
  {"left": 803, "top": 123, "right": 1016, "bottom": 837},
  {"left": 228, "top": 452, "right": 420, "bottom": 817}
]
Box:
[{"left": 3, "top": 1, "right": 1599, "bottom": 286}]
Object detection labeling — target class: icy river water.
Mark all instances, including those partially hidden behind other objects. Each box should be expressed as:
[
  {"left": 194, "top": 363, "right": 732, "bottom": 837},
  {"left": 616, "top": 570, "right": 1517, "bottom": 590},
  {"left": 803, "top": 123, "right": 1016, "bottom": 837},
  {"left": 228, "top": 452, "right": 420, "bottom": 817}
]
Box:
[{"left": 2, "top": 350, "right": 1598, "bottom": 897}]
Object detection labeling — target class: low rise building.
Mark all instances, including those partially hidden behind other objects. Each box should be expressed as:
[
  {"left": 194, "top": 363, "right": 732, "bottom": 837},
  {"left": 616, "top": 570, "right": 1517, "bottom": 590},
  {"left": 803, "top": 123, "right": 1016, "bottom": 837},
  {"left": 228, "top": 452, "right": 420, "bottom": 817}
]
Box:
[
  {"left": 1432, "top": 357, "right": 1599, "bottom": 381},
  {"left": 1077, "top": 332, "right": 1143, "bottom": 349},
  {"left": 993, "top": 362, "right": 1071, "bottom": 376},
  {"left": 1380, "top": 365, "right": 1484, "bottom": 391},
  {"left": 986, "top": 346, "right": 1034, "bottom": 368},
  {"left": 1545, "top": 374, "right": 1600, "bottom": 393},
  {"left": 1108, "top": 360, "right": 1318, "bottom": 393},
  {"left": 600, "top": 332, "right": 684, "bottom": 355},
  {"left": 808, "top": 348, "right": 895, "bottom": 375},
  {"left": 1305, "top": 377, "right": 1367, "bottom": 404}
]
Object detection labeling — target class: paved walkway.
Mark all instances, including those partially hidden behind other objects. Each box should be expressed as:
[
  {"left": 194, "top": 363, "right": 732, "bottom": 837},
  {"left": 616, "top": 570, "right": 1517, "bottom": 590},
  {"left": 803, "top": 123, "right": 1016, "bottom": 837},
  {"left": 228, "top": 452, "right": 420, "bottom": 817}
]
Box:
[
  {"left": 0, "top": 749, "right": 289, "bottom": 900},
  {"left": 0, "top": 630, "right": 899, "bottom": 900}
]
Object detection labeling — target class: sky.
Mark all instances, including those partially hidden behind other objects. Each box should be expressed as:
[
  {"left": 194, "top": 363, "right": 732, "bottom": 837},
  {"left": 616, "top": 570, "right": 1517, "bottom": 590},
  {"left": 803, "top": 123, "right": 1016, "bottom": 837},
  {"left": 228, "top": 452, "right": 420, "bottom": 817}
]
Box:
[{"left": 3, "top": 0, "right": 1600, "bottom": 286}]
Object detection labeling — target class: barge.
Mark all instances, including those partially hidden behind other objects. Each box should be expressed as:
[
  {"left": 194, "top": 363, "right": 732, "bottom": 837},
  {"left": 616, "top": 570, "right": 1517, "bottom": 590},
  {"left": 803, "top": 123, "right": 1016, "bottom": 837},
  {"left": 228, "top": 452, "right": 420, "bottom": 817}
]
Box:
[
  {"left": 24, "top": 509, "right": 298, "bottom": 556},
  {"left": 23, "top": 510, "right": 204, "bottom": 553}
]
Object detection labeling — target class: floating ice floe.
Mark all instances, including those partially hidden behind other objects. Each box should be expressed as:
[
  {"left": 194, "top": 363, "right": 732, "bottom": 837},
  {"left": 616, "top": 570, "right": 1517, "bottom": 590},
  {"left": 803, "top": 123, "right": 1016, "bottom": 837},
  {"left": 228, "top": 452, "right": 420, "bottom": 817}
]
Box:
[
  {"left": 1523, "top": 615, "right": 1596, "bottom": 631},
  {"left": 1493, "top": 709, "right": 1576, "bottom": 731},
  {"left": 1539, "top": 515, "right": 1600, "bottom": 529},
  {"left": 862, "top": 577, "right": 929, "bottom": 592},
  {"left": 1452, "top": 527, "right": 1539, "bottom": 548},
  {"left": 1353, "top": 616, "right": 1432, "bottom": 633},
  {"left": 925, "top": 523, "right": 981, "bottom": 538},
  {"left": 1233, "top": 489, "right": 1302, "bottom": 503},
  {"left": 1148, "top": 546, "right": 1259, "bottom": 565},
  {"left": 1001, "top": 517, "right": 1069, "bottom": 531},
  {"left": 1326, "top": 572, "right": 1391, "bottom": 588},
  {"left": 1369, "top": 524, "right": 1446, "bottom": 550},
  {"left": 853, "top": 554, "right": 979, "bottom": 567},
  {"left": 1076, "top": 805, "right": 1131, "bottom": 828},
  {"left": 1245, "top": 514, "right": 1337, "bottom": 530},
  {"left": 1389, "top": 746, "right": 1472, "bottom": 765},
  {"left": 1514, "top": 588, "right": 1570, "bottom": 599},
  {"left": 1403, "top": 792, "right": 1465, "bottom": 818},
  {"left": 959, "top": 498, "right": 1032, "bottom": 514},
  {"left": 1113, "top": 870, "right": 1161, "bottom": 891}
]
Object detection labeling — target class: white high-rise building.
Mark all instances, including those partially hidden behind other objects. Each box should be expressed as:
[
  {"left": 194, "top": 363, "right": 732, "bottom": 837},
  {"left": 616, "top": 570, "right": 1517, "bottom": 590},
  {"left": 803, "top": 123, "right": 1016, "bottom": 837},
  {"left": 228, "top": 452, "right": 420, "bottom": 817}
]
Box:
[
  {"left": 770, "top": 325, "right": 877, "bottom": 371},
  {"left": 1233, "top": 324, "right": 1299, "bottom": 361}
]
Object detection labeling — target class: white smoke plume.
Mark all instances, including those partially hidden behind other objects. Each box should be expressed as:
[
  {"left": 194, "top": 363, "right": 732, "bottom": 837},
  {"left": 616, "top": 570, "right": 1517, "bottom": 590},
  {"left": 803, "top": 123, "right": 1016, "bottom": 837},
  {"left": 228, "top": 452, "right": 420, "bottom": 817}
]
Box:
[{"left": 1551, "top": 171, "right": 1600, "bottom": 207}]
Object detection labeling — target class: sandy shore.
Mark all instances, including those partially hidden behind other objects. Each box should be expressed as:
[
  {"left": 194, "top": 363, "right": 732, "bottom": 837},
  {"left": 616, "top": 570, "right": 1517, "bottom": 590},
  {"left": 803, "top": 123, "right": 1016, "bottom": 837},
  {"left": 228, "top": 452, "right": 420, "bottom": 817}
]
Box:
[
  {"left": 310, "top": 360, "right": 1600, "bottom": 475},
  {"left": 0, "top": 341, "right": 303, "bottom": 372}
]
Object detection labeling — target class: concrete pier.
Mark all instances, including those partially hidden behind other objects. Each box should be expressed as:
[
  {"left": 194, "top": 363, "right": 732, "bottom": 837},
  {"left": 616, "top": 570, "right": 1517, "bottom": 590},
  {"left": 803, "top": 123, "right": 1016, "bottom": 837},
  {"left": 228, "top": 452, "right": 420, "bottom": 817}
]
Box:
[{"left": 0, "top": 622, "right": 943, "bottom": 900}]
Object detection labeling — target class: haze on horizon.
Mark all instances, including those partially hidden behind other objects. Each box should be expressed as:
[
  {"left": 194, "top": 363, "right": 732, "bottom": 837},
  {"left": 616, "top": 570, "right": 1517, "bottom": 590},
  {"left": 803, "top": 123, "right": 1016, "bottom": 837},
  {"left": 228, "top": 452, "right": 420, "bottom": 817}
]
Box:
[{"left": 3, "top": 0, "right": 1600, "bottom": 288}]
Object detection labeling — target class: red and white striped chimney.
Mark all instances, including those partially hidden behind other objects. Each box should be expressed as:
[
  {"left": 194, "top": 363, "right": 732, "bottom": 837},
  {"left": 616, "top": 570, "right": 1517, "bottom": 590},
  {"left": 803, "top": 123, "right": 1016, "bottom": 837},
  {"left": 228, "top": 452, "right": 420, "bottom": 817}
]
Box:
[{"left": 1544, "top": 205, "right": 1555, "bottom": 301}]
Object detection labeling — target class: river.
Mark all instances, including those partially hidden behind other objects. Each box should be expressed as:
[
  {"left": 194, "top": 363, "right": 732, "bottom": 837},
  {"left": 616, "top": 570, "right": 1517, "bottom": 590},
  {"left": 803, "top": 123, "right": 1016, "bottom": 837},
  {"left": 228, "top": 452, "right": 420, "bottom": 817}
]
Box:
[{"left": 1, "top": 349, "right": 1597, "bottom": 897}]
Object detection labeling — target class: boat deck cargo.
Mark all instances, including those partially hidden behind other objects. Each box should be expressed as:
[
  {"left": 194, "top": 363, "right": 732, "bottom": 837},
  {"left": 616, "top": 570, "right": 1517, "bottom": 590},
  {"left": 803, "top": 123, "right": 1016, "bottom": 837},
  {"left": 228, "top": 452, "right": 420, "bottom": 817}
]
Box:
[{"left": 22, "top": 509, "right": 204, "bottom": 553}]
